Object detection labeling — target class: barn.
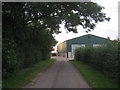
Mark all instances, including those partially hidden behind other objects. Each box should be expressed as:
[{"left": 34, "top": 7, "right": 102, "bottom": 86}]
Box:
[{"left": 57, "top": 34, "right": 109, "bottom": 59}]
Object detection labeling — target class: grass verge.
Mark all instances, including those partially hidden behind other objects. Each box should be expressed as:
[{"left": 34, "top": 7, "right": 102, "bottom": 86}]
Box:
[
  {"left": 3, "top": 58, "right": 56, "bottom": 88},
  {"left": 70, "top": 60, "right": 119, "bottom": 88}
]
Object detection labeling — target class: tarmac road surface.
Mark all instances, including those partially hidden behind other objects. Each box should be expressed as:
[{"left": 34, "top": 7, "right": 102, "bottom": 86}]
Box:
[{"left": 24, "top": 56, "right": 90, "bottom": 88}]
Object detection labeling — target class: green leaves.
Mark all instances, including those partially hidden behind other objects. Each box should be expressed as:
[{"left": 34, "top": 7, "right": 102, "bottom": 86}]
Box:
[
  {"left": 3, "top": 39, "right": 21, "bottom": 78},
  {"left": 3, "top": 2, "right": 110, "bottom": 34},
  {"left": 2, "top": 2, "right": 58, "bottom": 79},
  {"left": 75, "top": 41, "right": 119, "bottom": 81}
]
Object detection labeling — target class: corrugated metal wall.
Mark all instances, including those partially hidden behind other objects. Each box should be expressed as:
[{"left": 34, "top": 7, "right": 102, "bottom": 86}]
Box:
[
  {"left": 57, "top": 41, "right": 67, "bottom": 57},
  {"left": 66, "top": 34, "right": 109, "bottom": 52}
]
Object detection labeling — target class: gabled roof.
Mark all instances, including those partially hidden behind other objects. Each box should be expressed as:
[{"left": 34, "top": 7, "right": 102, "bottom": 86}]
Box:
[
  {"left": 57, "top": 34, "right": 109, "bottom": 46},
  {"left": 66, "top": 34, "right": 108, "bottom": 41}
]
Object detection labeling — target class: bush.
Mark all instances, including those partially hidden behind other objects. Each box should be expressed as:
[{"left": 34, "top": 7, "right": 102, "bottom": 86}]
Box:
[
  {"left": 2, "top": 30, "right": 57, "bottom": 79},
  {"left": 3, "top": 39, "right": 21, "bottom": 78},
  {"left": 75, "top": 46, "right": 93, "bottom": 63},
  {"left": 75, "top": 41, "right": 119, "bottom": 81},
  {"left": 21, "top": 45, "right": 43, "bottom": 68}
]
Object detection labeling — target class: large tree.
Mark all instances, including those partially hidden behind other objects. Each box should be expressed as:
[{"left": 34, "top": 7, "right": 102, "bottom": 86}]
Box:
[
  {"left": 3, "top": 2, "right": 110, "bottom": 36},
  {"left": 24, "top": 2, "right": 110, "bottom": 33}
]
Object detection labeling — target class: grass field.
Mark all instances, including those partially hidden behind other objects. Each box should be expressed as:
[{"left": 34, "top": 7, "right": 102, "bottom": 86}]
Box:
[
  {"left": 70, "top": 60, "right": 119, "bottom": 88},
  {"left": 3, "top": 58, "right": 56, "bottom": 88}
]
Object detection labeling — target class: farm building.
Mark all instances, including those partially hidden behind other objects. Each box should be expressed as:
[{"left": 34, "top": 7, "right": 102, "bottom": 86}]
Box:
[{"left": 57, "top": 34, "right": 110, "bottom": 59}]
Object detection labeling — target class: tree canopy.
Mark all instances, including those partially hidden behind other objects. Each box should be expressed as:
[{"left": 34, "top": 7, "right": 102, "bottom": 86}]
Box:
[{"left": 3, "top": 2, "right": 110, "bottom": 35}]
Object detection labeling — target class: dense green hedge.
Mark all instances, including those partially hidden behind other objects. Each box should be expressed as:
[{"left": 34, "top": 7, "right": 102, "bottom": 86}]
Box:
[
  {"left": 75, "top": 41, "right": 119, "bottom": 81},
  {"left": 3, "top": 39, "right": 21, "bottom": 78},
  {"left": 3, "top": 31, "right": 56, "bottom": 79},
  {"left": 2, "top": 3, "right": 58, "bottom": 79}
]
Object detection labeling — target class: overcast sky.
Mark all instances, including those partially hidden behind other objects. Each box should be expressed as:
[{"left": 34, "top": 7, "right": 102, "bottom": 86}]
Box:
[{"left": 54, "top": 0, "right": 119, "bottom": 44}]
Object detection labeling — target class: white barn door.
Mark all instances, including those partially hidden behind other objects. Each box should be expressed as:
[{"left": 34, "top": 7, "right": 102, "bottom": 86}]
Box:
[{"left": 71, "top": 44, "right": 85, "bottom": 58}]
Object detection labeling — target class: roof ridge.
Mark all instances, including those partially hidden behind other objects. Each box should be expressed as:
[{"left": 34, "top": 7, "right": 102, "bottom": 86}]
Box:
[
  {"left": 58, "top": 34, "right": 109, "bottom": 45},
  {"left": 66, "top": 34, "right": 93, "bottom": 41}
]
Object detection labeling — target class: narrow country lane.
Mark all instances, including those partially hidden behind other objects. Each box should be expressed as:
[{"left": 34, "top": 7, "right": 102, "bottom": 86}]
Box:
[{"left": 24, "top": 56, "right": 90, "bottom": 88}]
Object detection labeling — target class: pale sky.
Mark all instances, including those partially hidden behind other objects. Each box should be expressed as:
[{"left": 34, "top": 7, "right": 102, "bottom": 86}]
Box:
[{"left": 53, "top": 0, "right": 119, "bottom": 45}]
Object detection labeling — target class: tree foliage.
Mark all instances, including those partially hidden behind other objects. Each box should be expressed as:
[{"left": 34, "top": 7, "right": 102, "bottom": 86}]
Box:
[
  {"left": 75, "top": 41, "right": 119, "bottom": 81},
  {"left": 3, "top": 2, "right": 110, "bottom": 35}
]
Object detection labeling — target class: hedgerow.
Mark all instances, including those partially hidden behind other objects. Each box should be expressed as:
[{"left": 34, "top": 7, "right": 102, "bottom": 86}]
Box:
[
  {"left": 3, "top": 30, "right": 57, "bottom": 79},
  {"left": 75, "top": 41, "right": 119, "bottom": 81}
]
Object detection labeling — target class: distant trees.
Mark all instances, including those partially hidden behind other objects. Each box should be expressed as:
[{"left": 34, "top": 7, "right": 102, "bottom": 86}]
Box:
[{"left": 2, "top": 2, "right": 110, "bottom": 78}]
